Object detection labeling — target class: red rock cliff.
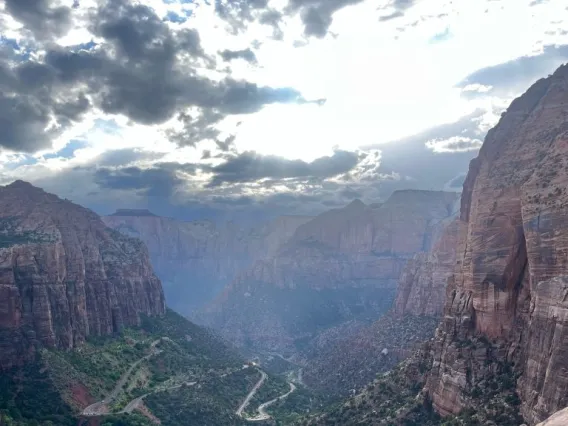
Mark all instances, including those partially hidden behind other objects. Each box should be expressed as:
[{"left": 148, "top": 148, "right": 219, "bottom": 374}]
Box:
[
  {"left": 394, "top": 214, "right": 460, "bottom": 316},
  {"left": 0, "top": 181, "right": 165, "bottom": 369},
  {"left": 425, "top": 64, "right": 568, "bottom": 424}
]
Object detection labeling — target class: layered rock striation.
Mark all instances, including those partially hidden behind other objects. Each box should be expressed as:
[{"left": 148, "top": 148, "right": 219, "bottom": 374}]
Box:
[
  {"left": 0, "top": 181, "right": 165, "bottom": 369},
  {"left": 394, "top": 212, "right": 460, "bottom": 316},
  {"left": 300, "top": 207, "right": 461, "bottom": 398},
  {"left": 425, "top": 64, "right": 568, "bottom": 424},
  {"left": 203, "top": 191, "right": 458, "bottom": 352},
  {"left": 103, "top": 211, "right": 312, "bottom": 313}
]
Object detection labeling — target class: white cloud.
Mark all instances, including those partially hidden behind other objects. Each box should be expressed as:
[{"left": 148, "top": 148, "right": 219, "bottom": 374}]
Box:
[{"left": 426, "top": 136, "right": 483, "bottom": 153}]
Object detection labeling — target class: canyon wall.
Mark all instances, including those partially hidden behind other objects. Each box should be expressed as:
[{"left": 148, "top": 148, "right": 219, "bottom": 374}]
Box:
[
  {"left": 0, "top": 181, "right": 165, "bottom": 369},
  {"left": 425, "top": 64, "right": 568, "bottom": 424},
  {"left": 202, "top": 191, "right": 458, "bottom": 352},
  {"left": 103, "top": 212, "right": 312, "bottom": 313},
  {"left": 394, "top": 213, "right": 460, "bottom": 316},
  {"left": 301, "top": 207, "right": 460, "bottom": 398}
]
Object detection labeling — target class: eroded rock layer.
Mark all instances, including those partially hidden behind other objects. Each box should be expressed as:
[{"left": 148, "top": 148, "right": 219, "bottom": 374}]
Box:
[
  {"left": 103, "top": 212, "right": 312, "bottom": 313},
  {"left": 394, "top": 214, "right": 460, "bottom": 316},
  {"left": 204, "top": 191, "right": 458, "bottom": 352},
  {"left": 425, "top": 64, "right": 568, "bottom": 424},
  {"left": 0, "top": 181, "right": 165, "bottom": 369}
]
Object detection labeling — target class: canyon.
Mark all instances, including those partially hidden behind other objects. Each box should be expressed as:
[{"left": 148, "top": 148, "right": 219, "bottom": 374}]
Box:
[
  {"left": 103, "top": 210, "right": 312, "bottom": 313},
  {"left": 201, "top": 190, "right": 459, "bottom": 353},
  {"left": 300, "top": 206, "right": 459, "bottom": 398},
  {"left": 5, "top": 64, "right": 568, "bottom": 426}
]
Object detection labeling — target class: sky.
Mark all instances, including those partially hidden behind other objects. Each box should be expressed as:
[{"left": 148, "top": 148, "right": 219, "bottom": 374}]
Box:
[{"left": 1, "top": 0, "right": 568, "bottom": 222}]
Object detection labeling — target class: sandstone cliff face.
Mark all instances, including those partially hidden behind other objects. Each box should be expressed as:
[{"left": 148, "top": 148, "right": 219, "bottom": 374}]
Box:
[
  {"left": 204, "top": 191, "right": 458, "bottom": 352},
  {"left": 394, "top": 215, "right": 460, "bottom": 316},
  {"left": 537, "top": 406, "right": 568, "bottom": 426},
  {"left": 425, "top": 64, "right": 568, "bottom": 424},
  {"left": 103, "top": 212, "right": 312, "bottom": 313},
  {"left": 0, "top": 181, "right": 165, "bottom": 369}
]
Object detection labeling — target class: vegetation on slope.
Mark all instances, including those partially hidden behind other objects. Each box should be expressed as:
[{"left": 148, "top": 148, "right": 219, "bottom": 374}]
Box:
[
  {"left": 0, "top": 217, "right": 54, "bottom": 248},
  {"left": 244, "top": 374, "right": 290, "bottom": 417},
  {"left": 145, "top": 367, "right": 260, "bottom": 425},
  {"left": 0, "top": 309, "right": 257, "bottom": 425},
  {"left": 299, "top": 337, "right": 526, "bottom": 426},
  {"left": 303, "top": 314, "right": 439, "bottom": 400}
]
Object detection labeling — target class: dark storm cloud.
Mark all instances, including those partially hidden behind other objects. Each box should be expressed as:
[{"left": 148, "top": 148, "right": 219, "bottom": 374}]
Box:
[
  {"left": 219, "top": 48, "right": 258, "bottom": 64},
  {"left": 0, "top": 47, "right": 92, "bottom": 152},
  {"left": 94, "top": 161, "right": 198, "bottom": 197},
  {"left": 457, "top": 45, "right": 568, "bottom": 99},
  {"left": 166, "top": 110, "right": 226, "bottom": 147},
  {"left": 0, "top": 0, "right": 309, "bottom": 152},
  {"left": 5, "top": 0, "right": 73, "bottom": 40},
  {"left": 207, "top": 150, "right": 360, "bottom": 187}
]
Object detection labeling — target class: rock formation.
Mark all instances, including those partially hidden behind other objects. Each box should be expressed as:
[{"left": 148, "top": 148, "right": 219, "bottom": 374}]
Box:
[
  {"left": 0, "top": 181, "right": 165, "bottom": 369},
  {"left": 394, "top": 214, "right": 460, "bottom": 316},
  {"left": 203, "top": 191, "right": 458, "bottom": 352},
  {"left": 424, "top": 64, "right": 568, "bottom": 424},
  {"left": 103, "top": 211, "right": 312, "bottom": 313},
  {"left": 537, "top": 406, "right": 568, "bottom": 426},
  {"left": 300, "top": 206, "right": 460, "bottom": 397}
]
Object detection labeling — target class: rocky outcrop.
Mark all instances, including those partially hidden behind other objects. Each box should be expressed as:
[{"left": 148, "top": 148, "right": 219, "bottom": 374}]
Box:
[
  {"left": 394, "top": 214, "right": 460, "bottom": 316},
  {"left": 203, "top": 191, "right": 459, "bottom": 352},
  {"left": 537, "top": 406, "right": 568, "bottom": 426},
  {"left": 103, "top": 212, "right": 312, "bottom": 313},
  {"left": 425, "top": 64, "right": 568, "bottom": 424},
  {"left": 0, "top": 181, "right": 165, "bottom": 369}
]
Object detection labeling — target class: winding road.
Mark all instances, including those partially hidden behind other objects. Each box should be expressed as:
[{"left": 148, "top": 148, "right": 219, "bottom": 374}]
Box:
[
  {"left": 236, "top": 368, "right": 298, "bottom": 422},
  {"left": 82, "top": 339, "right": 164, "bottom": 416},
  {"left": 118, "top": 381, "right": 197, "bottom": 414},
  {"left": 236, "top": 369, "right": 268, "bottom": 417},
  {"left": 247, "top": 382, "right": 297, "bottom": 422},
  {"left": 81, "top": 339, "right": 299, "bottom": 422}
]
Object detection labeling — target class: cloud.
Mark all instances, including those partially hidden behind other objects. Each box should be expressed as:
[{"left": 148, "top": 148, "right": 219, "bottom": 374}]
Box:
[
  {"left": 4, "top": 0, "right": 72, "bottom": 40},
  {"left": 0, "top": 0, "right": 309, "bottom": 152},
  {"left": 206, "top": 149, "right": 361, "bottom": 187},
  {"left": 286, "top": 0, "right": 365, "bottom": 38},
  {"left": 214, "top": 0, "right": 273, "bottom": 34},
  {"left": 363, "top": 108, "right": 493, "bottom": 193},
  {"left": 94, "top": 148, "right": 166, "bottom": 167},
  {"left": 426, "top": 136, "right": 483, "bottom": 153},
  {"left": 379, "top": 0, "right": 417, "bottom": 21},
  {"left": 214, "top": 0, "right": 376, "bottom": 38},
  {"left": 165, "top": 110, "right": 226, "bottom": 148},
  {"left": 457, "top": 44, "right": 568, "bottom": 99},
  {"left": 94, "top": 162, "right": 197, "bottom": 197},
  {"left": 219, "top": 48, "right": 258, "bottom": 64}
]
